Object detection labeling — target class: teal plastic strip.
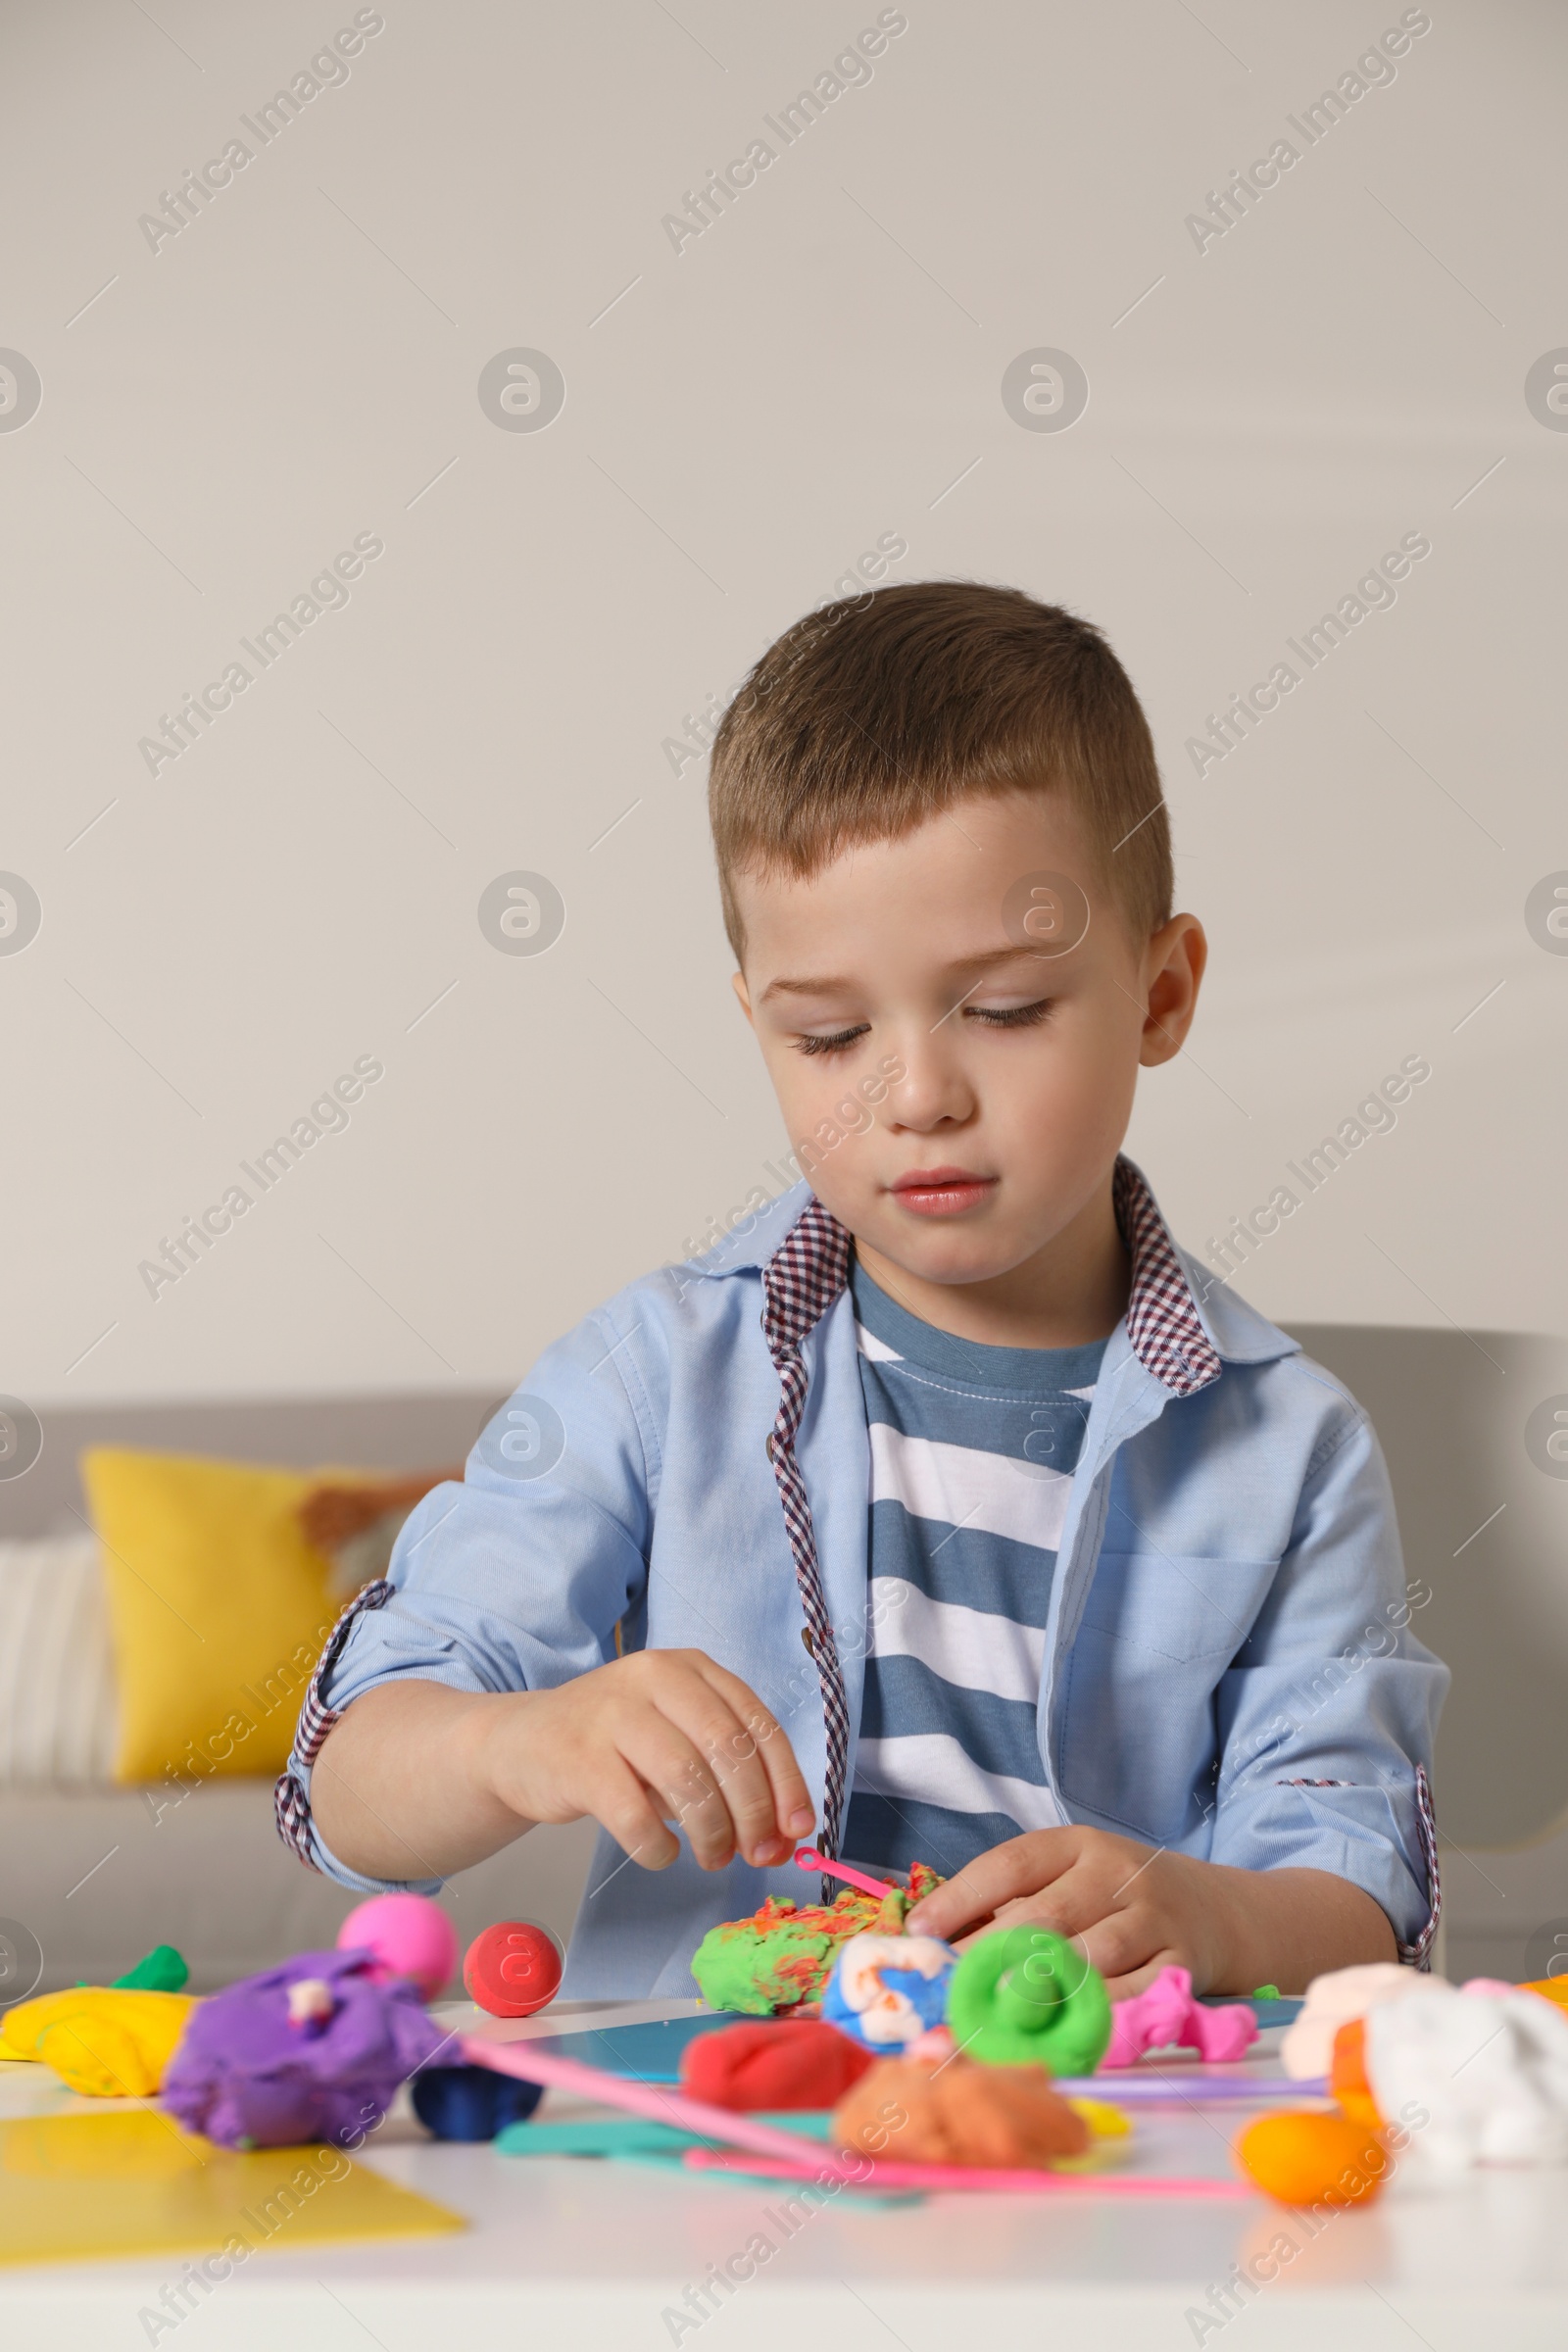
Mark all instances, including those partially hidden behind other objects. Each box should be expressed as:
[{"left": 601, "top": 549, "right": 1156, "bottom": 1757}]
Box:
[
  {"left": 494, "top": 2107, "right": 915, "bottom": 2203},
  {"left": 495, "top": 2111, "right": 835, "bottom": 2160},
  {"left": 496, "top": 2119, "right": 705, "bottom": 2157}
]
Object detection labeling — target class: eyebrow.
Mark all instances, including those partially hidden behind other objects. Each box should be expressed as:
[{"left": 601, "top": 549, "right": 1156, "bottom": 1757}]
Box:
[{"left": 759, "top": 945, "right": 1044, "bottom": 1004}]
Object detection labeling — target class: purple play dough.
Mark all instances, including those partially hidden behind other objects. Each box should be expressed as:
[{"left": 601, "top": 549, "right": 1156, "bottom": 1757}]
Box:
[{"left": 162, "top": 1948, "right": 449, "bottom": 2149}]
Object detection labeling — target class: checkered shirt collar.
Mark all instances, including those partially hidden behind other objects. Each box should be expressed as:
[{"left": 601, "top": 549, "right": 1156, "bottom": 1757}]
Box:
[
  {"left": 763, "top": 1153, "right": 1221, "bottom": 1397},
  {"left": 1110, "top": 1154, "right": 1223, "bottom": 1396}
]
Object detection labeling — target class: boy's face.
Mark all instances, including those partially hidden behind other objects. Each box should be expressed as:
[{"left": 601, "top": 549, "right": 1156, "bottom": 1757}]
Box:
[{"left": 731, "top": 788, "right": 1204, "bottom": 1291}]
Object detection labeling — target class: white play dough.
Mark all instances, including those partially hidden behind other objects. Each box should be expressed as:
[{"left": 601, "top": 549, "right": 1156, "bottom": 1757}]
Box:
[
  {"left": 1367, "top": 1984, "right": 1568, "bottom": 2169},
  {"left": 834, "top": 1934, "right": 952, "bottom": 2045},
  {"left": 1280, "top": 1962, "right": 1428, "bottom": 2080}
]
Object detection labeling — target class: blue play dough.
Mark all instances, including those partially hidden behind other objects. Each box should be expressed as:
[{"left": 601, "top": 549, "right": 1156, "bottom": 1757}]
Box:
[
  {"left": 412, "top": 2064, "right": 545, "bottom": 2142},
  {"left": 822, "top": 1948, "right": 954, "bottom": 2049}
]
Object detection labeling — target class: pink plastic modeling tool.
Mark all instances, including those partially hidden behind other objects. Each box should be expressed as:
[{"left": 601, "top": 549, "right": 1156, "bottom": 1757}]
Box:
[
  {"left": 461, "top": 2034, "right": 873, "bottom": 2182},
  {"left": 793, "top": 1846, "right": 895, "bottom": 1900},
  {"left": 460, "top": 2035, "right": 1252, "bottom": 2197},
  {"left": 684, "top": 2147, "right": 1251, "bottom": 2199}
]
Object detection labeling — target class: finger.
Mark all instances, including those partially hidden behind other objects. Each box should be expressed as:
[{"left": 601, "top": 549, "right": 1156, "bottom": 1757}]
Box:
[
  {"left": 1074, "top": 1909, "right": 1168, "bottom": 1985},
  {"left": 1102, "top": 1947, "right": 1182, "bottom": 2002},
  {"left": 692, "top": 1659, "right": 815, "bottom": 1853},
  {"left": 654, "top": 1677, "right": 801, "bottom": 1867},
  {"left": 585, "top": 1756, "right": 680, "bottom": 1872},
  {"left": 908, "top": 1833, "right": 1080, "bottom": 1938},
  {"left": 987, "top": 1872, "right": 1112, "bottom": 1945},
  {"left": 615, "top": 1717, "right": 738, "bottom": 1871}
]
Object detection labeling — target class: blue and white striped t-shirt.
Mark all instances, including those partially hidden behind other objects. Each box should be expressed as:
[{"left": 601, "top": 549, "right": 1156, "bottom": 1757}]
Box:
[{"left": 843, "top": 1254, "right": 1105, "bottom": 1878}]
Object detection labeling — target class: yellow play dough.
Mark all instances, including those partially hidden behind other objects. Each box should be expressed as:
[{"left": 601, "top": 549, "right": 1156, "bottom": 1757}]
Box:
[
  {"left": 0, "top": 1988, "right": 199, "bottom": 2097},
  {"left": 1067, "top": 2095, "right": 1133, "bottom": 2138}
]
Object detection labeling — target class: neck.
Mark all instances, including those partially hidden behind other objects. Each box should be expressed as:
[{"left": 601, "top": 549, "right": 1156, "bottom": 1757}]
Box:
[{"left": 853, "top": 1177, "right": 1130, "bottom": 1351}]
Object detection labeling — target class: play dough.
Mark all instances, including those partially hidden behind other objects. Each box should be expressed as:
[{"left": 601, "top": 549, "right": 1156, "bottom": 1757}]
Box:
[
  {"left": 112, "top": 1945, "right": 189, "bottom": 1994},
  {"left": 337, "top": 1892, "right": 457, "bottom": 2001},
  {"left": 411, "top": 2065, "right": 544, "bottom": 2141},
  {"left": 161, "top": 1949, "right": 447, "bottom": 2150},
  {"left": 1101, "top": 1965, "right": 1257, "bottom": 2068},
  {"left": 1279, "top": 1961, "right": 1424, "bottom": 2080},
  {"left": 1236, "top": 2111, "right": 1388, "bottom": 2207},
  {"left": 821, "top": 1933, "right": 956, "bottom": 2049},
  {"left": 1362, "top": 1982, "right": 1568, "bottom": 2169},
  {"left": 834, "top": 2052, "right": 1091, "bottom": 2168},
  {"left": 0, "top": 1987, "right": 199, "bottom": 2098},
  {"left": 690, "top": 1863, "right": 942, "bottom": 2015},
  {"left": 463, "top": 1921, "right": 563, "bottom": 2018},
  {"left": 945, "top": 1927, "right": 1112, "bottom": 2076},
  {"left": 681, "top": 2018, "right": 876, "bottom": 2111}
]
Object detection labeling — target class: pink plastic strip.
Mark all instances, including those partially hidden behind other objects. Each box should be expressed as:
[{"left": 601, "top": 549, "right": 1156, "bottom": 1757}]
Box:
[
  {"left": 461, "top": 2034, "right": 1255, "bottom": 2196},
  {"left": 684, "top": 2147, "right": 1251, "bottom": 2198},
  {"left": 461, "top": 2034, "right": 871, "bottom": 2182},
  {"left": 793, "top": 1845, "right": 894, "bottom": 1900}
]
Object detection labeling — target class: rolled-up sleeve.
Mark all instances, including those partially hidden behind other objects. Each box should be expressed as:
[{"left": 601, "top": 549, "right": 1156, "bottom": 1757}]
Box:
[
  {"left": 275, "top": 1296, "right": 659, "bottom": 1891},
  {"left": 1209, "top": 1396, "right": 1449, "bottom": 1961}
]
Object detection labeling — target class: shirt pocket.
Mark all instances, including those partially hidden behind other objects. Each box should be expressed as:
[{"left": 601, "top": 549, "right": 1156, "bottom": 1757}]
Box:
[{"left": 1056, "top": 1552, "right": 1279, "bottom": 1841}]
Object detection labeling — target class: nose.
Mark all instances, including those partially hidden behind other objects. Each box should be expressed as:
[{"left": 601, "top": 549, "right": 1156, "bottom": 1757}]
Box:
[{"left": 882, "top": 1024, "right": 977, "bottom": 1135}]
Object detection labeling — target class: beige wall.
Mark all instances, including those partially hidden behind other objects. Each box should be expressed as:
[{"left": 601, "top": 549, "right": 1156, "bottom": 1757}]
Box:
[{"left": 3, "top": 0, "right": 1563, "bottom": 1413}]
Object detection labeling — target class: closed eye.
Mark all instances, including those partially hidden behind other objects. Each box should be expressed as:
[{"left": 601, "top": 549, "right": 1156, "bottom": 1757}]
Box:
[
  {"left": 793, "top": 1023, "right": 870, "bottom": 1057},
  {"left": 967, "top": 998, "right": 1053, "bottom": 1029}
]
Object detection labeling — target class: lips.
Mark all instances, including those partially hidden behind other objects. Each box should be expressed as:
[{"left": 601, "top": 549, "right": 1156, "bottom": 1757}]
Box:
[{"left": 889, "top": 1166, "right": 998, "bottom": 1217}]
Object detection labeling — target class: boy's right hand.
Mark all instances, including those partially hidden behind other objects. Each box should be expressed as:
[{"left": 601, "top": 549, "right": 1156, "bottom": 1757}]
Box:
[{"left": 475, "top": 1648, "right": 816, "bottom": 1874}]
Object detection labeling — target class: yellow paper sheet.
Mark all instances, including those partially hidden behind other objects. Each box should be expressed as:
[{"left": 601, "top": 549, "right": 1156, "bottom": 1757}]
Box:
[{"left": 0, "top": 2110, "right": 465, "bottom": 2267}]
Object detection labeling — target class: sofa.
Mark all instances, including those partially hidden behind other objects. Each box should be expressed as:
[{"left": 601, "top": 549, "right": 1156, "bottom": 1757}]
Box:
[{"left": 0, "top": 1388, "right": 595, "bottom": 1996}]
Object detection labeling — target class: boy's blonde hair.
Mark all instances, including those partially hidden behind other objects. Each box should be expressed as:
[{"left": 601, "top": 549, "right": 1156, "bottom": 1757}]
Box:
[{"left": 708, "top": 579, "right": 1172, "bottom": 961}]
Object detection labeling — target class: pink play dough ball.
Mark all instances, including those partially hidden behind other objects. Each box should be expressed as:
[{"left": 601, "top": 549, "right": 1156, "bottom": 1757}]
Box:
[{"left": 337, "top": 1892, "right": 458, "bottom": 2000}]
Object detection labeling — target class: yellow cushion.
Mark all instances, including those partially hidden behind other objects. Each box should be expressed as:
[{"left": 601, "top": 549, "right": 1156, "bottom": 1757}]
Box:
[{"left": 82, "top": 1448, "right": 345, "bottom": 1783}]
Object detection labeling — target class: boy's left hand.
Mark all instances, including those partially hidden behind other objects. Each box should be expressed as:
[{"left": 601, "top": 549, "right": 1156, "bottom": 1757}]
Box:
[
  {"left": 905, "top": 1827, "right": 1225, "bottom": 1999},
  {"left": 905, "top": 1828, "right": 1398, "bottom": 1998}
]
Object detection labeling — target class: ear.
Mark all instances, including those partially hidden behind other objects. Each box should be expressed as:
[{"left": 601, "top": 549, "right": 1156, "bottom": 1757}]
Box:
[
  {"left": 731, "top": 969, "right": 755, "bottom": 1030},
  {"left": 1138, "top": 915, "right": 1207, "bottom": 1067}
]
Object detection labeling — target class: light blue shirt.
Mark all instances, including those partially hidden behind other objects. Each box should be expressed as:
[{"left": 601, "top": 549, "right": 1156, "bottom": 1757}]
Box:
[{"left": 282, "top": 1175, "right": 1447, "bottom": 1997}]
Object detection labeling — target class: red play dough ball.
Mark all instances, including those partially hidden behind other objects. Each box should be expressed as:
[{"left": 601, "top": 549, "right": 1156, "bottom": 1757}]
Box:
[{"left": 464, "top": 1922, "right": 563, "bottom": 2018}]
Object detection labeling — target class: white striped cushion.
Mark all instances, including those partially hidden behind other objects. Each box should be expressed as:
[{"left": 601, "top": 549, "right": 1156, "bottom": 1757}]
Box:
[{"left": 0, "top": 1536, "right": 118, "bottom": 1785}]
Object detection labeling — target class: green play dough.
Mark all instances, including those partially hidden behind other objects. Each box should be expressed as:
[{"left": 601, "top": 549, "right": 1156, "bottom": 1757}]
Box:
[
  {"left": 111, "top": 1944, "right": 189, "bottom": 1994},
  {"left": 946, "top": 1927, "right": 1111, "bottom": 2074},
  {"left": 689, "top": 1867, "right": 942, "bottom": 2015},
  {"left": 690, "top": 1921, "right": 838, "bottom": 2016}
]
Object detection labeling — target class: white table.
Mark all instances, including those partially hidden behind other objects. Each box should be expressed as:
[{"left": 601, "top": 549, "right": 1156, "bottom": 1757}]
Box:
[{"left": 4, "top": 1998, "right": 1567, "bottom": 2350}]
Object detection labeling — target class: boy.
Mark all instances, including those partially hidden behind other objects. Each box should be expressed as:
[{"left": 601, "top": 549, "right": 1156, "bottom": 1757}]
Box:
[{"left": 279, "top": 581, "right": 1446, "bottom": 1997}]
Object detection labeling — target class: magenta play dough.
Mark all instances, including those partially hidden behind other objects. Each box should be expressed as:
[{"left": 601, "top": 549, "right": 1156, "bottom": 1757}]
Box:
[
  {"left": 464, "top": 1921, "right": 563, "bottom": 2017},
  {"left": 336, "top": 1892, "right": 458, "bottom": 2000}
]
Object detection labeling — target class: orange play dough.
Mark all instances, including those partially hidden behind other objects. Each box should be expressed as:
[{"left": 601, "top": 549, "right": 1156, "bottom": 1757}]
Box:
[
  {"left": 834, "top": 2055, "right": 1090, "bottom": 2168},
  {"left": 1329, "top": 2017, "right": 1383, "bottom": 2129},
  {"left": 1521, "top": 1977, "right": 1568, "bottom": 2013},
  {"left": 1237, "top": 2111, "right": 1389, "bottom": 2207}
]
